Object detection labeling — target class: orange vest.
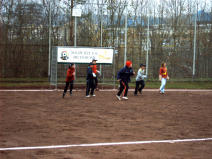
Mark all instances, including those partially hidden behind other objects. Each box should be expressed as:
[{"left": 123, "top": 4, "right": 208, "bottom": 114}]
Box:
[{"left": 91, "top": 65, "right": 97, "bottom": 74}]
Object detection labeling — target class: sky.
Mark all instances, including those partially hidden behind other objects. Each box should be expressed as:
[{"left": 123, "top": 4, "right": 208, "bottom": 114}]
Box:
[{"left": 34, "top": 0, "right": 211, "bottom": 13}]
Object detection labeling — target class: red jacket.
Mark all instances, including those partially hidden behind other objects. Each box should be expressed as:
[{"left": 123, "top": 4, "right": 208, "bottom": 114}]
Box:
[
  {"left": 66, "top": 67, "right": 75, "bottom": 82},
  {"left": 159, "top": 67, "right": 168, "bottom": 78}
]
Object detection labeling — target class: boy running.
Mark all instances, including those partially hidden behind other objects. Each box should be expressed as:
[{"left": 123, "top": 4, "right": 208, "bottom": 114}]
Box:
[
  {"left": 63, "top": 63, "right": 75, "bottom": 98},
  {"left": 116, "top": 61, "right": 135, "bottom": 100},
  {"left": 159, "top": 62, "right": 169, "bottom": 94},
  {"left": 134, "top": 64, "right": 146, "bottom": 96},
  {"left": 86, "top": 63, "right": 96, "bottom": 97}
]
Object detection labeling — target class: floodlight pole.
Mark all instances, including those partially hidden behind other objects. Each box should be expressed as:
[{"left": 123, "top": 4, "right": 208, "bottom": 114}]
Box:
[
  {"left": 100, "top": 0, "right": 103, "bottom": 47},
  {"left": 74, "top": 1, "right": 77, "bottom": 80},
  {"left": 146, "top": 11, "right": 150, "bottom": 79},
  {"left": 124, "top": 6, "right": 128, "bottom": 66},
  {"left": 192, "top": 4, "right": 197, "bottom": 79},
  {"left": 74, "top": 18, "right": 77, "bottom": 47},
  {"left": 100, "top": 0, "right": 103, "bottom": 78},
  {"left": 48, "top": 0, "right": 52, "bottom": 80}
]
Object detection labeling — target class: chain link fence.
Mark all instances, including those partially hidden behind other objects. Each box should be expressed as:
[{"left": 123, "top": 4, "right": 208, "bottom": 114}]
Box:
[{"left": 1, "top": 1, "right": 212, "bottom": 88}]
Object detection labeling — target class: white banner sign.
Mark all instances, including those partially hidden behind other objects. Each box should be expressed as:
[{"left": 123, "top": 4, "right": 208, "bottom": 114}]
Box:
[{"left": 57, "top": 47, "right": 114, "bottom": 64}]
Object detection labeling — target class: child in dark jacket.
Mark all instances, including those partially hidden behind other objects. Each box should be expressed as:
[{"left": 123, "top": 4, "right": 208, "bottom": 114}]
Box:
[
  {"left": 63, "top": 63, "right": 75, "bottom": 98},
  {"left": 86, "top": 63, "right": 96, "bottom": 97},
  {"left": 90, "top": 58, "right": 100, "bottom": 90},
  {"left": 116, "top": 61, "right": 135, "bottom": 100}
]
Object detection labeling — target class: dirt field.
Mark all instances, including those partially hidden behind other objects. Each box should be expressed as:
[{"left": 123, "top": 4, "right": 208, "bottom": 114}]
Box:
[{"left": 0, "top": 90, "right": 212, "bottom": 159}]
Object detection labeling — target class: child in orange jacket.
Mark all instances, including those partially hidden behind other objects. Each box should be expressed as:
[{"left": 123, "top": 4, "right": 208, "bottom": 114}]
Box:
[{"left": 159, "top": 62, "right": 169, "bottom": 94}]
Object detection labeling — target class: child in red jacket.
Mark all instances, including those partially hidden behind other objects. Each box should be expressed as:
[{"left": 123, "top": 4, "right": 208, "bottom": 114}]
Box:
[{"left": 63, "top": 63, "right": 75, "bottom": 98}]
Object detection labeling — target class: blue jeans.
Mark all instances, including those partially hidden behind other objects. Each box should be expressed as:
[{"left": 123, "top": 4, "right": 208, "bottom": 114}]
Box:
[{"left": 160, "top": 78, "right": 167, "bottom": 93}]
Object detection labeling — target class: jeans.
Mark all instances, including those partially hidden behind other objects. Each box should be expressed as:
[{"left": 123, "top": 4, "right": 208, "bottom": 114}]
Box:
[{"left": 160, "top": 78, "right": 167, "bottom": 93}]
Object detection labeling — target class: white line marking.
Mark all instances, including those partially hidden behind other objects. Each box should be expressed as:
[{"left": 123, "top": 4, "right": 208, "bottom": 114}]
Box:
[
  {"left": 0, "top": 89, "right": 212, "bottom": 92},
  {"left": 0, "top": 138, "right": 212, "bottom": 151}
]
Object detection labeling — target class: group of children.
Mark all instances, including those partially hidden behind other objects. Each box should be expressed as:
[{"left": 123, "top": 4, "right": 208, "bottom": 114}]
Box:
[
  {"left": 62, "top": 58, "right": 100, "bottom": 98},
  {"left": 62, "top": 59, "right": 169, "bottom": 100}
]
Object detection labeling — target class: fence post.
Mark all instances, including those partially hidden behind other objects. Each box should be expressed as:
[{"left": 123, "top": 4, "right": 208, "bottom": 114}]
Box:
[
  {"left": 113, "top": 49, "right": 116, "bottom": 89},
  {"left": 50, "top": 47, "right": 58, "bottom": 89}
]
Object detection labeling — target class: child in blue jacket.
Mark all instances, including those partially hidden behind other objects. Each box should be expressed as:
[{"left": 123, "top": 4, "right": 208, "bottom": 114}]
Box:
[{"left": 116, "top": 61, "right": 135, "bottom": 100}]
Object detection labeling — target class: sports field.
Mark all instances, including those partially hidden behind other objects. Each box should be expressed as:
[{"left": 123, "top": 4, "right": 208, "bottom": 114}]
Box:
[{"left": 0, "top": 90, "right": 212, "bottom": 159}]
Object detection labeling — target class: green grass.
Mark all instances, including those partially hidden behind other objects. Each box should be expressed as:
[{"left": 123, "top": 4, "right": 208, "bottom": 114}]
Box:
[
  {"left": 0, "top": 78, "right": 212, "bottom": 89},
  {"left": 0, "top": 82, "right": 50, "bottom": 87},
  {"left": 0, "top": 78, "right": 48, "bottom": 82},
  {"left": 0, "top": 78, "right": 49, "bottom": 87},
  {"left": 129, "top": 81, "right": 212, "bottom": 89}
]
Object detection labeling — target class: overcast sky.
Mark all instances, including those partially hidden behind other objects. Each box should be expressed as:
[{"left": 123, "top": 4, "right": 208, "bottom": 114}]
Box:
[{"left": 34, "top": 0, "right": 211, "bottom": 13}]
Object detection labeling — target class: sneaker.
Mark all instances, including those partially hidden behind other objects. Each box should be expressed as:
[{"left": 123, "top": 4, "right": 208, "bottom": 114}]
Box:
[
  {"left": 62, "top": 93, "right": 65, "bottom": 98},
  {"left": 122, "top": 96, "right": 128, "bottom": 100},
  {"left": 160, "top": 91, "right": 164, "bottom": 94},
  {"left": 86, "top": 95, "right": 90, "bottom": 98},
  {"left": 92, "top": 94, "right": 96, "bottom": 97},
  {"left": 116, "top": 95, "right": 121, "bottom": 101}
]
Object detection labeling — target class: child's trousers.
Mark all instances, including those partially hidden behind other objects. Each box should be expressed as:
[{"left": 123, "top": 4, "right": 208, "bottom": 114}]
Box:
[
  {"left": 117, "top": 80, "right": 129, "bottom": 97},
  {"left": 160, "top": 78, "right": 167, "bottom": 93}
]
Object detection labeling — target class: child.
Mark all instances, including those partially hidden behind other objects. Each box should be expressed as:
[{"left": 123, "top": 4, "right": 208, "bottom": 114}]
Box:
[
  {"left": 159, "top": 62, "right": 169, "bottom": 94},
  {"left": 63, "top": 63, "right": 75, "bottom": 98},
  {"left": 134, "top": 64, "right": 146, "bottom": 96},
  {"left": 116, "top": 61, "right": 135, "bottom": 100},
  {"left": 86, "top": 63, "right": 96, "bottom": 97},
  {"left": 90, "top": 58, "right": 100, "bottom": 90}
]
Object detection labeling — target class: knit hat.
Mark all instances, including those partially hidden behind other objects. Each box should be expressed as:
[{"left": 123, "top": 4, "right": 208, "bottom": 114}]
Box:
[
  {"left": 140, "top": 64, "right": 146, "bottom": 67},
  {"left": 92, "top": 58, "right": 98, "bottom": 62},
  {"left": 69, "top": 63, "right": 74, "bottom": 68},
  {"left": 126, "top": 61, "right": 132, "bottom": 67}
]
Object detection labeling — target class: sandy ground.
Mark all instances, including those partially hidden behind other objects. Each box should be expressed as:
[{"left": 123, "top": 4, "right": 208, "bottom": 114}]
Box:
[{"left": 0, "top": 90, "right": 212, "bottom": 159}]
